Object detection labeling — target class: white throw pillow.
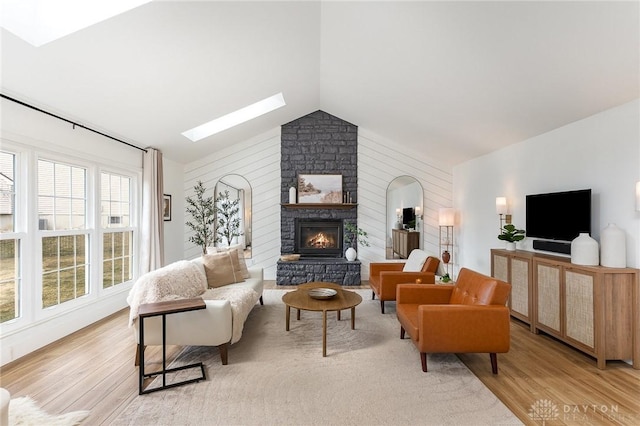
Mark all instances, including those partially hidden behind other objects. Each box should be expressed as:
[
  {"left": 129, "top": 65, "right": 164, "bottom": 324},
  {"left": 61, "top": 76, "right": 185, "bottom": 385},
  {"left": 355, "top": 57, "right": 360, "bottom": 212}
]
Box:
[{"left": 402, "top": 249, "right": 429, "bottom": 272}]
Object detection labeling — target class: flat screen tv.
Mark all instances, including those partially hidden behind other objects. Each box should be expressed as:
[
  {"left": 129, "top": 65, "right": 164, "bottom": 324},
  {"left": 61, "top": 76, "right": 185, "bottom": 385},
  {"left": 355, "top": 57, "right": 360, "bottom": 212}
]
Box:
[
  {"left": 402, "top": 207, "right": 415, "bottom": 225},
  {"left": 526, "top": 189, "right": 591, "bottom": 242}
]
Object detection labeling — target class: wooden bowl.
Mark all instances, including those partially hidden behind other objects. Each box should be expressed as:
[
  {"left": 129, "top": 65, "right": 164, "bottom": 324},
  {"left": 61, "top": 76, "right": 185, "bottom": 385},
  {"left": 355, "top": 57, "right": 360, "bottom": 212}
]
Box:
[{"left": 280, "top": 254, "right": 301, "bottom": 262}]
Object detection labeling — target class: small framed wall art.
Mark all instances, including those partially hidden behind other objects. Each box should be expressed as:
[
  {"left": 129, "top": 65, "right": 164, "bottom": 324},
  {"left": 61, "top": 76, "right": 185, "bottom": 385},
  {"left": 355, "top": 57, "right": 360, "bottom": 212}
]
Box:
[{"left": 163, "top": 194, "right": 172, "bottom": 221}]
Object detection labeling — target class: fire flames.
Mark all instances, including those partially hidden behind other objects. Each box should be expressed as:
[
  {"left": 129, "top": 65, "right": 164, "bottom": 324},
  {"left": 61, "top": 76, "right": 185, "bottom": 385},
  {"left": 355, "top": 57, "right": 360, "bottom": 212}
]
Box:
[{"left": 306, "top": 232, "right": 335, "bottom": 248}]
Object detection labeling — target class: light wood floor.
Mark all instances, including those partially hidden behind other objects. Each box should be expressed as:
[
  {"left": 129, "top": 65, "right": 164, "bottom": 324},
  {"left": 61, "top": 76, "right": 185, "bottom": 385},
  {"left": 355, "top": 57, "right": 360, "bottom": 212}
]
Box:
[{"left": 1, "top": 290, "right": 639, "bottom": 425}]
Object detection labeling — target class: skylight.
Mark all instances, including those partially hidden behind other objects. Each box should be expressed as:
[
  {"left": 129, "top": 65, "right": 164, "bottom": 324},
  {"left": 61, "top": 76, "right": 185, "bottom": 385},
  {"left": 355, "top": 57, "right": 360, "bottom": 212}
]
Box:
[
  {"left": 182, "top": 93, "right": 287, "bottom": 142},
  {"left": 0, "top": 0, "right": 152, "bottom": 47}
]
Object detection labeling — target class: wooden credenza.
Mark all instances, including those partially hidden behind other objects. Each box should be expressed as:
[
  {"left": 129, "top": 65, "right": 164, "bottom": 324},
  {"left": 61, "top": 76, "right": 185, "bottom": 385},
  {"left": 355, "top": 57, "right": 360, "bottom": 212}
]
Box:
[
  {"left": 491, "top": 249, "right": 534, "bottom": 331},
  {"left": 491, "top": 249, "right": 639, "bottom": 369},
  {"left": 392, "top": 229, "right": 420, "bottom": 259}
]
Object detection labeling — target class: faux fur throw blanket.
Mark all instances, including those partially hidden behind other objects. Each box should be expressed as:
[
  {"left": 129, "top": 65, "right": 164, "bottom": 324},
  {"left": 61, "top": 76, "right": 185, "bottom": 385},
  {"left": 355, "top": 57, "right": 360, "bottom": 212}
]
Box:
[
  {"left": 127, "top": 260, "right": 207, "bottom": 326},
  {"left": 202, "top": 286, "right": 259, "bottom": 343}
]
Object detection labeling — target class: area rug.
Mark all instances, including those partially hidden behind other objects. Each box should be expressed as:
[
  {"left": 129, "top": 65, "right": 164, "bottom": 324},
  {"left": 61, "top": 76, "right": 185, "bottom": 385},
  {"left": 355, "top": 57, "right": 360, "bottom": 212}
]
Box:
[
  {"left": 9, "top": 396, "right": 89, "bottom": 425},
  {"left": 114, "top": 289, "right": 522, "bottom": 425}
]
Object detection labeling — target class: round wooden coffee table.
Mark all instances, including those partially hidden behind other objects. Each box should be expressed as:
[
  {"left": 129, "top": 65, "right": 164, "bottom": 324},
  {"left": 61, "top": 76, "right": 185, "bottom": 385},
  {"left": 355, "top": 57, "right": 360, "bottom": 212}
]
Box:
[{"left": 282, "top": 282, "right": 362, "bottom": 357}]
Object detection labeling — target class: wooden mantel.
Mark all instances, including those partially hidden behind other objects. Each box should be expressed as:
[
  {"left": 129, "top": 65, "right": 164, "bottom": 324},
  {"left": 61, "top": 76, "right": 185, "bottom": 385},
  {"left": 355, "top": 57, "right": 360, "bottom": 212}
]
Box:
[{"left": 281, "top": 203, "right": 357, "bottom": 209}]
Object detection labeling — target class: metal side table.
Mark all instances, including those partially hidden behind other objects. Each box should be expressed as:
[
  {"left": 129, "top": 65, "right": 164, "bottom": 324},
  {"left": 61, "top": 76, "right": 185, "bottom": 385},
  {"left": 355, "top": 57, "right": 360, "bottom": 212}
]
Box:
[{"left": 138, "top": 298, "right": 206, "bottom": 394}]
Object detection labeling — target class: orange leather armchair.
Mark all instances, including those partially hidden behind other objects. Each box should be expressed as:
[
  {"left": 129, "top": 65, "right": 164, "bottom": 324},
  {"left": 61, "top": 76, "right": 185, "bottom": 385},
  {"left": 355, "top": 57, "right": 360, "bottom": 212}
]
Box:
[
  {"left": 369, "top": 252, "right": 440, "bottom": 313},
  {"left": 396, "top": 268, "right": 511, "bottom": 374}
]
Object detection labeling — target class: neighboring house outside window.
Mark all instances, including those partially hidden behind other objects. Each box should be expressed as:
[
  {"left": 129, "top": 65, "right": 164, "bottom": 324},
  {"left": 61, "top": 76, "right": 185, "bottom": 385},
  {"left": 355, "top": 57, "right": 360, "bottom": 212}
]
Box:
[
  {"left": 0, "top": 151, "right": 20, "bottom": 324},
  {"left": 101, "top": 172, "right": 133, "bottom": 289}
]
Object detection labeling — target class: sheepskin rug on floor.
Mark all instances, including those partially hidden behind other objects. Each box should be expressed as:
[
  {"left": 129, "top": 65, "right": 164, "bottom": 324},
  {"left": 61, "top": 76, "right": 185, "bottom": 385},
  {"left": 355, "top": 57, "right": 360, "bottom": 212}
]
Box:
[
  {"left": 115, "top": 289, "right": 522, "bottom": 425},
  {"left": 9, "top": 396, "right": 89, "bottom": 425}
]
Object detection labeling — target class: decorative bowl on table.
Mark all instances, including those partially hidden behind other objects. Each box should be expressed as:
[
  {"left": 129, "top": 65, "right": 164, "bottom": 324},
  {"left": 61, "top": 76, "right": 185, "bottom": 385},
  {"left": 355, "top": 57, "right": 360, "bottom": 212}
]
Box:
[{"left": 308, "top": 288, "right": 338, "bottom": 300}]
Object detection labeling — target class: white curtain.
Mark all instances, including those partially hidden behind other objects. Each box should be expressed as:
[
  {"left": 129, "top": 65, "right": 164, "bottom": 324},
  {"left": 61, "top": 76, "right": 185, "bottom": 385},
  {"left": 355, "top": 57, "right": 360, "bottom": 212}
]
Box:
[{"left": 140, "top": 148, "right": 165, "bottom": 274}]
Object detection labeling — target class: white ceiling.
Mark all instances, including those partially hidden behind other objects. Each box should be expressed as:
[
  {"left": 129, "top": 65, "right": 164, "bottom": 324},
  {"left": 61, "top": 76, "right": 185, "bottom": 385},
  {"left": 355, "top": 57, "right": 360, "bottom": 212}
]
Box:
[{"left": 1, "top": 1, "right": 638, "bottom": 165}]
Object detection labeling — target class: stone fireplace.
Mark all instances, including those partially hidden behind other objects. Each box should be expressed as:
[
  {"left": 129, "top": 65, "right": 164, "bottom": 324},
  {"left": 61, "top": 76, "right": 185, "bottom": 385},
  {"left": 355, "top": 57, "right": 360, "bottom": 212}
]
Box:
[
  {"left": 295, "top": 219, "right": 343, "bottom": 258},
  {"left": 276, "top": 110, "right": 361, "bottom": 285}
]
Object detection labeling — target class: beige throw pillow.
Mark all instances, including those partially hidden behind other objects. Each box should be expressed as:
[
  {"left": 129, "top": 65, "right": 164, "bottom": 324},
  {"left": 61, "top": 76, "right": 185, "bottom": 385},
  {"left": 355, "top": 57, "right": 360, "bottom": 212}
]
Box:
[
  {"left": 216, "top": 245, "right": 250, "bottom": 279},
  {"left": 202, "top": 251, "right": 245, "bottom": 288}
]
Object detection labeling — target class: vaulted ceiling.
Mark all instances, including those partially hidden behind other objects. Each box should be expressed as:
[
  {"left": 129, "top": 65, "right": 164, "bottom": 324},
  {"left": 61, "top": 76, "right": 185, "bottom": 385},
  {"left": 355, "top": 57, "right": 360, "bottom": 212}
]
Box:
[{"left": 1, "top": 1, "right": 638, "bottom": 166}]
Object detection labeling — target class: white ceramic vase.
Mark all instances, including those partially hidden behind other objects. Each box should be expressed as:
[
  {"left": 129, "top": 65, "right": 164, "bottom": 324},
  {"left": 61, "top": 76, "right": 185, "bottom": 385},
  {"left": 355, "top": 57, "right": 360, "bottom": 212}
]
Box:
[
  {"left": 505, "top": 242, "right": 516, "bottom": 251},
  {"left": 289, "top": 187, "right": 297, "bottom": 204},
  {"left": 345, "top": 247, "right": 357, "bottom": 261},
  {"left": 571, "top": 233, "right": 599, "bottom": 266},
  {"left": 600, "top": 223, "right": 626, "bottom": 267}
]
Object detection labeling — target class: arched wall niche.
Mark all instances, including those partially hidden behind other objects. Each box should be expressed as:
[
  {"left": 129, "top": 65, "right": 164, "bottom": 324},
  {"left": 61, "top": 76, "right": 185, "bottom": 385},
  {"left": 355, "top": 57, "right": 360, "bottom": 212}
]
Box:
[
  {"left": 386, "top": 175, "right": 424, "bottom": 259},
  {"left": 215, "top": 174, "right": 252, "bottom": 258}
]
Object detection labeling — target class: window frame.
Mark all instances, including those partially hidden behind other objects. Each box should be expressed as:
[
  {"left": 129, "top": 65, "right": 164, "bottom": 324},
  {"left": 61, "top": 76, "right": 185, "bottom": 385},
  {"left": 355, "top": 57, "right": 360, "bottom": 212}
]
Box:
[
  {"left": 0, "top": 141, "right": 141, "bottom": 332},
  {"left": 0, "top": 148, "right": 25, "bottom": 328},
  {"left": 99, "top": 168, "right": 137, "bottom": 292},
  {"left": 35, "top": 155, "right": 93, "bottom": 318}
]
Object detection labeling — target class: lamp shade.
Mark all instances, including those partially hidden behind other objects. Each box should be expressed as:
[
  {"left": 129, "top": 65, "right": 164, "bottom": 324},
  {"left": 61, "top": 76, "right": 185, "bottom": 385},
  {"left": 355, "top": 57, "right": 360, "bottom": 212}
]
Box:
[
  {"left": 439, "top": 208, "right": 455, "bottom": 226},
  {"left": 496, "top": 197, "right": 508, "bottom": 215},
  {"left": 636, "top": 181, "right": 640, "bottom": 211}
]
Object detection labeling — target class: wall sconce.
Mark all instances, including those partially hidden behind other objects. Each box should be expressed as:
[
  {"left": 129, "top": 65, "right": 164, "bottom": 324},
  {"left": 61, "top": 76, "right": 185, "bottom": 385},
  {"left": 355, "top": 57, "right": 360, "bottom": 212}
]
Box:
[
  {"left": 496, "top": 197, "right": 512, "bottom": 230},
  {"left": 415, "top": 206, "right": 422, "bottom": 219},
  {"left": 636, "top": 182, "right": 640, "bottom": 211}
]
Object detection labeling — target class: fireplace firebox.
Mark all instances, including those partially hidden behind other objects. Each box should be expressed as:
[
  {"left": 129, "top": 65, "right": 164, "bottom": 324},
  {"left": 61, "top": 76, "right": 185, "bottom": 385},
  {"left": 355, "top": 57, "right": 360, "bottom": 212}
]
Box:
[{"left": 295, "top": 219, "right": 343, "bottom": 258}]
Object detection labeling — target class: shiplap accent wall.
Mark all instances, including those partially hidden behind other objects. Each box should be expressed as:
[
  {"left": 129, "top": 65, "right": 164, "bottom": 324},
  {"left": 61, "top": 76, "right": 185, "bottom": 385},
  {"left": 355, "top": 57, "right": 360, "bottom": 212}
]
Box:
[
  {"left": 183, "top": 129, "right": 282, "bottom": 279},
  {"left": 181, "top": 126, "right": 454, "bottom": 282},
  {"left": 357, "top": 129, "right": 453, "bottom": 279}
]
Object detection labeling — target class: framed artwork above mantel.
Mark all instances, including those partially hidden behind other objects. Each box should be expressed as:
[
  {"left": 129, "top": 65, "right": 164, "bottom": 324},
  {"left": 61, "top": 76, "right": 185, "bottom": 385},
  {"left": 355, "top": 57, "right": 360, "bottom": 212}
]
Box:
[{"left": 297, "top": 174, "right": 342, "bottom": 204}]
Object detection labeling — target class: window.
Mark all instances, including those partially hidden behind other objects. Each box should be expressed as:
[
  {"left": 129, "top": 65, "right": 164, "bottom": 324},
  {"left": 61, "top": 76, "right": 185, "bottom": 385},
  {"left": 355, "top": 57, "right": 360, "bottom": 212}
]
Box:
[
  {"left": 38, "top": 160, "right": 86, "bottom": 230},
  {"left": 0, "top": 141, "right": 139, "bottom": 336},
  {"left": 38, "top": 159, "right": 89, "bottom": 308},
  {"left": 41, "top": 235, "right": 87, "bottom": 307},
  {"left": 101, "top": 172, "right": 133, "bottom": 288},
  {"left": 0, "top": 151, "right": 21, "bottom": 323}
]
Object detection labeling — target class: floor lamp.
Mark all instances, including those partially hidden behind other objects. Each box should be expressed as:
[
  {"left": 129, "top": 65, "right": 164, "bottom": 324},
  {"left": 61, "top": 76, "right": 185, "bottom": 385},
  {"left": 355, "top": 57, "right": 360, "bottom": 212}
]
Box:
[{"left": 438, "top": 208, "right": 455, "bottom": 279}]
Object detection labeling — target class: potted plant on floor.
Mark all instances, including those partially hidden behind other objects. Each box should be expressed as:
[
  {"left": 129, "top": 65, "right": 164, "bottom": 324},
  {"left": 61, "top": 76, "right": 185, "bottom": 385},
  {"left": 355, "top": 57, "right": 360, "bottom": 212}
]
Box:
[
  {"left": 344, "top": 222, "right": 370, "bottom": 261},
  {"left": 185, "top": 181, "right": 216, "bottom": 255},
  {"left": 498, "top": 224, "right": 525, "bottom": 251}
]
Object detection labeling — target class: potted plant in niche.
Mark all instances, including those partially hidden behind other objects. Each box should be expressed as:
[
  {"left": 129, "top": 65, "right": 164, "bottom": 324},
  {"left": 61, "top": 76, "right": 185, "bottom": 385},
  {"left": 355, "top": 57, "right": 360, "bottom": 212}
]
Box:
[
  {"left": 498, "top": 223, "right": 526, "bottom": 251},
  {"left": 344, "top": 222, "right": 370, "bottom": 261},
  {"left": 185, "top": 180, "right": 216, "bottom": 255}
]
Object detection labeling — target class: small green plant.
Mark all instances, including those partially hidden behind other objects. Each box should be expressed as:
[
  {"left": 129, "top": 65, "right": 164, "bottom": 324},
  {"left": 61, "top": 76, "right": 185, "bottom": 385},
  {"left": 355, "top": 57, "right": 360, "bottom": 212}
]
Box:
[
  {"left": 441, "top": 273, "right": 451, "bottom": 283},
  {"left": 344, "top": 223, "right": 370, "bottom": 249},
  {"left": 498, "top": 224, "right": 526, "bottom": 243},
  {"left": 185, "top": 181, "right": 216, "bottom": 255}
]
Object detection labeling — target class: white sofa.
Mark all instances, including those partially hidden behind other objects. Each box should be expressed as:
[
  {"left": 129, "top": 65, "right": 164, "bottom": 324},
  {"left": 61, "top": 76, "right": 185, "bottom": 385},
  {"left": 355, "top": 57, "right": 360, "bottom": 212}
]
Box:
[{"left": 128, "top": 257, "right": 264, "bottom": 365}]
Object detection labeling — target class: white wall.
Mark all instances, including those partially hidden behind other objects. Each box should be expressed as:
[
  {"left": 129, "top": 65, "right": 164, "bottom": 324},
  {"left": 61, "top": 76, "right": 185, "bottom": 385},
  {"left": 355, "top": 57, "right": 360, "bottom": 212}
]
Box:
[
  {"left": 356, "top": 129, "right": 453, "bottom": 279},
  {"left": 183, "top": 129, "right": 282, "bottom": 279},
  {"left": 162, "top": 157, "right": 185, "bottom": 265},
  {"left": 454, "top": 99, "right": 640, "bottom": 275}
]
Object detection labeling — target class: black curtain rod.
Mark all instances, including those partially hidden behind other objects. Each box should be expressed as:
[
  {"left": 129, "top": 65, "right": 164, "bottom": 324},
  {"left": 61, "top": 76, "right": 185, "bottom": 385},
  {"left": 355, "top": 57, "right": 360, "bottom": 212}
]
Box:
[{"left": 1, "top": 93, "right": 147, "bottom": 153}]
